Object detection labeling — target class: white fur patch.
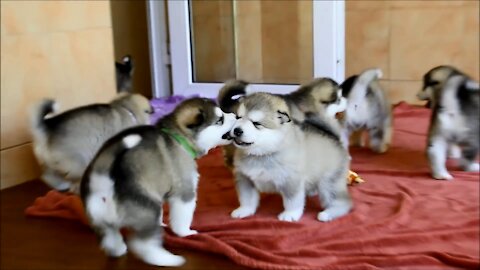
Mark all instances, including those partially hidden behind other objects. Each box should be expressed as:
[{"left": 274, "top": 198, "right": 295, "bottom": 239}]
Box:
[
  {"left": 465, "top": 80, "right": 479, "bottom": 90},
  {"left": 326, "top": 97, "right": 347, "bottom": 117},
  {"left": 129, "top": 237, "right": 185, "bottom": 266},
  {"left": 87, "top": 173, "right": 119, "bottom": 225},
  {"left": 196, "top": 112, "right": 236, "bottom": 152},
  {"left": 237, "top": 104, "right": 246, "bottom": 117},
  {"left": 214, "top": 107, "right": 223, "bottom": 117},
  {"left": 122, "top": 134, "right": 141, "bottom": 148},
  {"left": 168, "top": 196, "right": 197, "bottom": 237},
  {"left": 248, "top": 110, "right": 264, "bottom": 122}
]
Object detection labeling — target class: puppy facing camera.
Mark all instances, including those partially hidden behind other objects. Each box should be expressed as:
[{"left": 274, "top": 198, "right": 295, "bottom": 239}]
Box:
[{"left": 81, "top": 98, "right": 235, "bottom": 266}]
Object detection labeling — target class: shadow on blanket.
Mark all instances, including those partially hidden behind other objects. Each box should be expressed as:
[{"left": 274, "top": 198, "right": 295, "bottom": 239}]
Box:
[{"left": 25, "top": 103, "right": 479, "bottom": 270}]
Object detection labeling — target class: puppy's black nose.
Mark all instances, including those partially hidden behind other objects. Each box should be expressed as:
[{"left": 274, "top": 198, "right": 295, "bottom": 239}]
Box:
[{"left": 233, "top": 127, "right": 243, "bottom": 137}]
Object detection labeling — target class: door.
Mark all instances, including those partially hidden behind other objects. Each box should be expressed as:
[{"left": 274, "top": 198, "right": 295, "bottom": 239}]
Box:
[{"left": 151, "top": 0, "right": 344, "bottom": 98}]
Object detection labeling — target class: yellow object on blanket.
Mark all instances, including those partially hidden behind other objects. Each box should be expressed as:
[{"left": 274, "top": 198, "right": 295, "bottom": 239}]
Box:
[{"left": 348, "top": 170, "right": 365, "bottom": 185}]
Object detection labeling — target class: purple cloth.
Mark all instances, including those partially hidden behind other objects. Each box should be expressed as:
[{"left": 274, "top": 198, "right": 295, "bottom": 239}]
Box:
[{"left": 149, "top": 95, "right": 199, "bottom": 124}]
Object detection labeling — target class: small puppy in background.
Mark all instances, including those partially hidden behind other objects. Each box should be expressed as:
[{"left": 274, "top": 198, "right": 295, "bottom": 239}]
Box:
[
  {"left": 426, "top": 75, "right": 479, "bottom": 180},
  {"left": 80, "top": 98, "right": 235, "bottom": 266},
  {"left": 222, "top": 92, "right": 352, "bottom": 222},
  {"left": 340, "top": 68, "right": 392, "bottom": 153},
  {"left": 115, "top": 55, "right": 134, "bottom": 93},
  {"left": 30, "top": 93, "right": 152, "bottom": 193},
  {"left": 418, "top": 65, "right": 470, "bottom": 158},
  {"left": 218, "top": 78, "right": 346, "bottom": 169}
]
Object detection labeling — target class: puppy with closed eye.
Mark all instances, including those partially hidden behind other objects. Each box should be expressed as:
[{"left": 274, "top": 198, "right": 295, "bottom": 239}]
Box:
[
  {"left": 340, "top": 68, "right": 392, "bottom": 154},
  {"left": 30, "top": 93, "right": 153, "bottom": 193},
  {"left": 218, "top": 79, "right": 346, "bottom": 169},
  {"left": 224, "top": 92, "right": 352, "bottom": 222},
  {"left": 426, "top": 75, "right": 479, "bottom": 180},
  {"left": 80, "top": 98, "right": 236, "bottom": 267}
]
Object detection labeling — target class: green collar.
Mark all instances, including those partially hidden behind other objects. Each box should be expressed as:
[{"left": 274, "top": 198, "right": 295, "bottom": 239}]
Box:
[{"left": 160, "top": 128, "right": 199, "bottom": 159}]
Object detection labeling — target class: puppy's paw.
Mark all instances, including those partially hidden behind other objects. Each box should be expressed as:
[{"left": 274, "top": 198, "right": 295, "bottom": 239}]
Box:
[
  {"left": 463, "top": 163, "right": 480, "bottom": 172},
  {"left": 174, "top": 229, "right": 198, "bottom": 237},
  {"left": 103, "top": 241, "right": 127, "bottom": 257},
  {"left": 231, "top": 207, "right": 255, "bottom": 219},
  {"left": 432, "top": 171, "right": 453, "bottom": 180},
  {"left": 278, "top": 210, "right": 302, "bottom": 222},
  {"left": 317, "top": 211, "right": 333, "bottom": 222}
]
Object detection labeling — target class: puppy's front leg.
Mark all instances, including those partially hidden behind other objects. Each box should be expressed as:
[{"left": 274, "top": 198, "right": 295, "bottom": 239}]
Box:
[
  {"left": 278, "top": 184, "right": 305, "bottom": 222},
  {"left": 169, "top": 195, "right": 197, "bottom": 237},
  {"left": 427, "top": 136, "right": 452, "bottom": 180},
  {"left": 231, "top": 173, "right": 259, "bottom": 219}
]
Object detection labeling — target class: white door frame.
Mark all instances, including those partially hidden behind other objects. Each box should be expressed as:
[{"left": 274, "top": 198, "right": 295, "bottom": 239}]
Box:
[{"left": 149, "top": 0, "right": 344, "bottom": 98}]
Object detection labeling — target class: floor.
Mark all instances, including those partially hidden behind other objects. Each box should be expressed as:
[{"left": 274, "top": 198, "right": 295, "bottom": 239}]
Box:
[{"left": 0, "top": 180, "right": 249, "bottom": 270}]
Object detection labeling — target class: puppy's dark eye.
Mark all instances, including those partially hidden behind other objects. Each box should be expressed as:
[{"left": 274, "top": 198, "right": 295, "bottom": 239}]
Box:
[
  {"left": 320, "top": 100, "right": 331, "bottom": 105},
  {"left": 216, "top": 116, "right": 224, "bottom": 125},
  {"left": 252, "top": 121, "right": 262, "bottom": 128},
  {"left": 425, "top": 81, "right": 439, "bottom": 88}
]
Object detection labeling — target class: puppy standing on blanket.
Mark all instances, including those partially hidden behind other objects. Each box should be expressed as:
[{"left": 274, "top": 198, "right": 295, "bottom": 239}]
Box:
[
  {"left": 417, "top": 65, "right": 471, "bottom": 159},
  {"left": 222, "top": 92, "right": 352, "bottom": 222},
  {"left": 80, "top": 98, "right": 236, "bottom": 266},
  {"left": 30, "top": 93, "right": 152, "bottom": 193},
  {"left": 340, "top": 68, "right": 392, "bottom": 153},
  {"left": 426, "top": 75, "right": 479, "bottom": 180}
]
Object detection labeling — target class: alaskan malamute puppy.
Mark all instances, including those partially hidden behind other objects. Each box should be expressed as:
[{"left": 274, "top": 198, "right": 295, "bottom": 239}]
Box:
[
  {"left": 417, "top": 65, "right": 467, "bottom": 107},
  {"left": 426, "top": 75, "right": 479, "bottom": 180},
  {"left": 226, "top": 92, "right": 352, "bottom": 222},
  {"left": 30, "top": 93, "right": 152, "bottom": 193},
  {"left": 417, "top": 65, "right": 471, "bottom": 159},
  {"left": 340, "top": 68, "right": 392, "bottom": 153},
  {"left": 218, "top": 79, "right": 346, "bottom": 169},
  {"left": 80, "top": 98, "right": 235, "bottom": 266}
]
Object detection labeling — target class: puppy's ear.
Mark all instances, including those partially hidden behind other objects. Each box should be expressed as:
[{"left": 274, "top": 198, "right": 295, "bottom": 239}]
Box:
[
  {"left": 277, "top": 110, "right": 291, "bottom": 124},
  {"left": 178, "top": 108, "right": 205, "bottom": 131}
]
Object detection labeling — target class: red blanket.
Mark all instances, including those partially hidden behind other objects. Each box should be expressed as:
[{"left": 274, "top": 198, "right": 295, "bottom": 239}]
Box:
[{"left": 25, "top": 103, "right": 479, "bottom": 269}]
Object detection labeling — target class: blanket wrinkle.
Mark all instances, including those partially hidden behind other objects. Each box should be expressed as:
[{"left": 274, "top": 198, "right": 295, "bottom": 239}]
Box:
[{"left": 24, "top": 103, "right": 479, "bottom": 270}]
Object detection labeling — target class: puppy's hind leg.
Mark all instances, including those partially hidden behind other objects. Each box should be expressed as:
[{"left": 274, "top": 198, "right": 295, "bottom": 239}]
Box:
[
  {"left": 128, "top": 223, "right": 185, "bottom": 267},
  {"left": 368, "top": 124, "right": 391, "bottom": 153},
  {"left": 168, "top": 195, "right": 197, "bottom": 237},
  {"left": 317, "top": 173, "right": 352, "bottom": 222},
  {"left": 459, "top": 145, "right": 479, "bottom": 172},
  {"left": 42, "top": 169, "right": 71, "bottom": 191},
  {"left": 95, "top": 225, "right": 127, "bottom": 257}
]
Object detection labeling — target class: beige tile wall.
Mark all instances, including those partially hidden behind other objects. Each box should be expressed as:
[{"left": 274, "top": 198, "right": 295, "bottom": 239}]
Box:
[
  {"left": 110, "top": 0, "right": 152, "bottom": 98},
  {"left": 346, "top": 0, "right": 479, "bottom": 104},
  {"left": 1, "top": 1, "right": 116, "bottom": 189}
]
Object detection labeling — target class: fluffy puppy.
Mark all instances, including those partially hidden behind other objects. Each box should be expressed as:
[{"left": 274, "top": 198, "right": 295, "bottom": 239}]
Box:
[
  {"left": 80, "top": 98, "right": 235, "bottom": 267},
  {"left": 426, "top": 75, "right": 479, "bottom": 180},
  {"left": 218, "top": 79, "right": 346, "bottom": 169},
  {"left": 30, "top": 93, "right": 152, "bottom": 193},
  {"left": 227, "top": 92, "right": 352, "bottom": 222},
  {"left": 417, "top": 65, "right": 467, "bottom": 107},
  {"left": 340, "top": 68, "right": 392, "bottom": 153},
  {"left": 418, "top": 65, "right": 471, "bottom": 158}
]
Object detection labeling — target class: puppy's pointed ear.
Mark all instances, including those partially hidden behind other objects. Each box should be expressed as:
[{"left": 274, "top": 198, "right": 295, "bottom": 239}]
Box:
[
  {"left": 178, "top": 108, "right": 205, "bottom": 131},
  {"left": 277, "top": 110, "right": 291, "bottom": 124}
]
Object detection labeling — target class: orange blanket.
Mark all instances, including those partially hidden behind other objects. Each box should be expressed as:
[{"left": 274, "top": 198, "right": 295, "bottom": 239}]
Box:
[{"left": 25, "top": 103, "right": 479, "bottom": 269}]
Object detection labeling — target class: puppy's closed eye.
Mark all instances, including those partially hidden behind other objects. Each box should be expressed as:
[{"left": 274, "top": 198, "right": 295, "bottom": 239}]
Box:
[{"left": 216, "top": 116, "right": 224, "bottom": 125}]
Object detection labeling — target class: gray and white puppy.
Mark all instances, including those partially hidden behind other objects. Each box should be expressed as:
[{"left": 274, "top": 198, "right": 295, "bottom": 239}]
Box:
[
  {"left": 426, "top": 75, "right": 479, "bottom": 180},
  {"left": 30, "top": 93, "right": 152, "bottom": 193},
  {"left": 417, "top": 65, "right": 470, "bottom": 158},
  {"left": 218, "top": 79, "right": 346, "bottom": 169},
  {"left": 80, "top": 98, "right": 236, "bottom": 267},
  {"left": 225, "top": 92, "right": 352, "bottom": 222},
  {"left": 340, "top": 68, "right": 392, "bottom": 153}
]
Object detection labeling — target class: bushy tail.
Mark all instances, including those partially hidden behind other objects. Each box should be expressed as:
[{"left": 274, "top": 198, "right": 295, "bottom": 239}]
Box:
[
  {"left": 349, "top": 68, "right": 383, "bottom": 103},
  {"left": 217, "top": 80, "right": 248, "bottom": 113},
  {"left": 30, "top": 99, "right": 57, "bottom": 142}
]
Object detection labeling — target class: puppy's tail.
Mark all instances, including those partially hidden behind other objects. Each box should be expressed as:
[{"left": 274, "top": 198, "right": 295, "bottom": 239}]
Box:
[
  {"left": 217, "top": 79, "right": 248, "bottom": 113},
  {"left": 348, "top": 68, "right": 383, "bottom": 103},
  {"left": 30, "top": 98, "right": 57, "bottom": 142}
]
